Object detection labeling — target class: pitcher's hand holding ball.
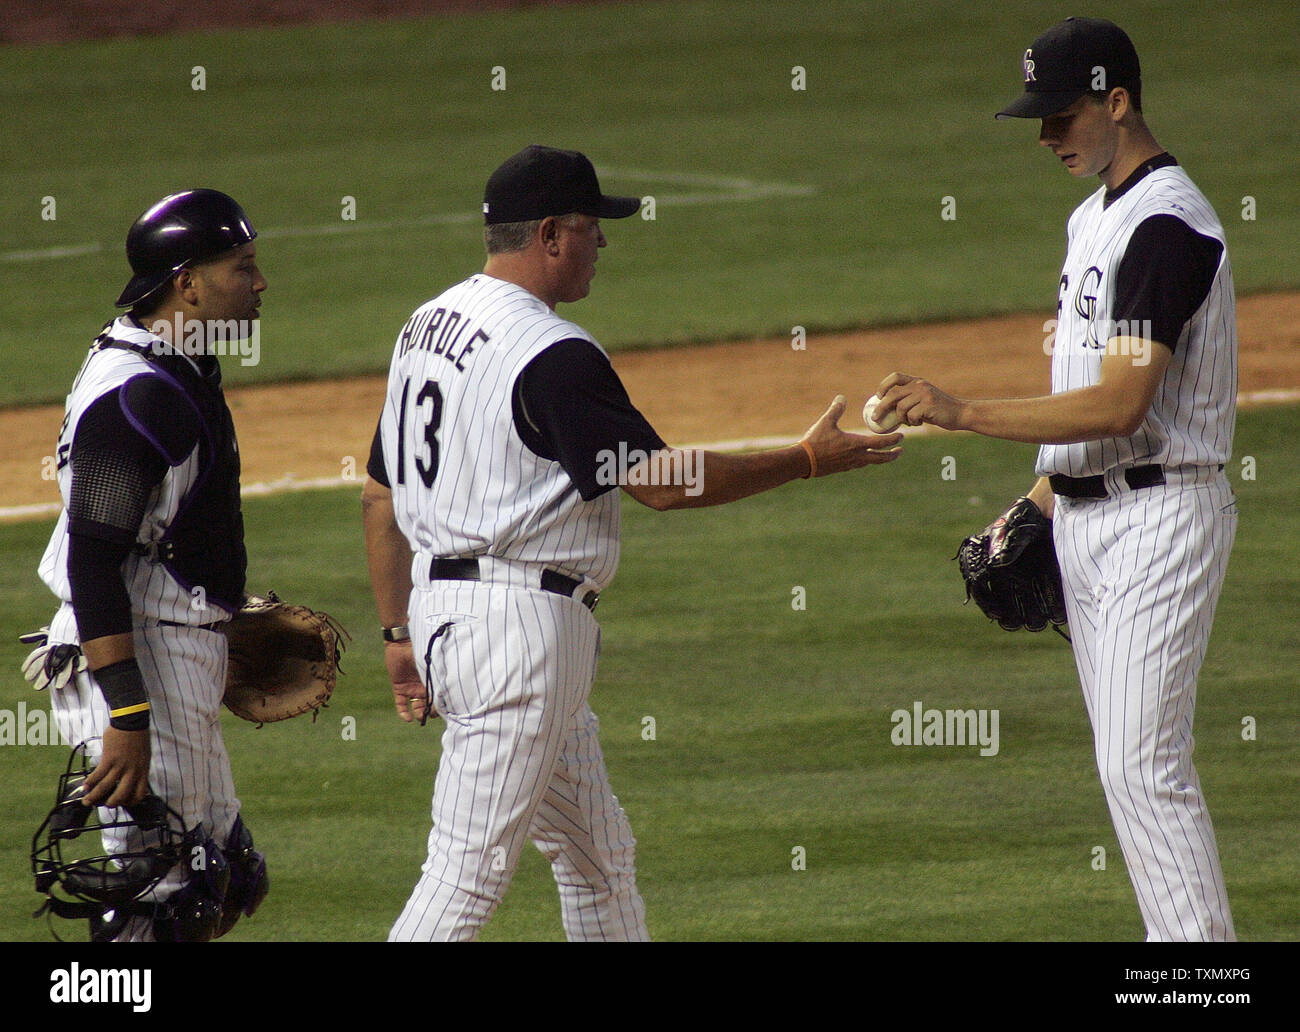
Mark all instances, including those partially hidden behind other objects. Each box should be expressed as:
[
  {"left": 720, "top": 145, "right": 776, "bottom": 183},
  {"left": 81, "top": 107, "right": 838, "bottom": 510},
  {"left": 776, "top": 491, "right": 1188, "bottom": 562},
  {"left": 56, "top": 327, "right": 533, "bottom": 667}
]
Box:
[{"left": 874, "top": 372, "right": 969, "bottom": 431}]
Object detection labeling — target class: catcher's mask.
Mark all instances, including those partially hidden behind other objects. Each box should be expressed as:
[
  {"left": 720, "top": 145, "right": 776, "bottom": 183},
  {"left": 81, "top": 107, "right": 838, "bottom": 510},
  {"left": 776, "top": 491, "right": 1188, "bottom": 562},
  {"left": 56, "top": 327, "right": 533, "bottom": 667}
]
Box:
[{"left": 32, "top": 742, "right": 184, "bottom": 913}]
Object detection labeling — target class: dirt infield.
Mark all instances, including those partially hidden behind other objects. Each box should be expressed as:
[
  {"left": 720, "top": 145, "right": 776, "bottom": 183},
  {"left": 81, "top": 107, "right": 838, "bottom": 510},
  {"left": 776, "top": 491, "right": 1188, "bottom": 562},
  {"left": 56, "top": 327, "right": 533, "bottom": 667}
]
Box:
[
  {"left": 7, "top": 4, "right": 1296, "bottom": 518},
  {"left": 3, "top": 291, "right": 1297, "bottom": 519}
]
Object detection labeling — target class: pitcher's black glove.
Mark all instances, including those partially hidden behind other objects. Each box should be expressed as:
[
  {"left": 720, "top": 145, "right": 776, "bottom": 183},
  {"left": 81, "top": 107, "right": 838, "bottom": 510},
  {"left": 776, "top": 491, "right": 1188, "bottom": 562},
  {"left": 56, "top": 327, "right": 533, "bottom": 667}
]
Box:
[{"left": 956, "top": 498, "right": 1068, "bottom": 633}]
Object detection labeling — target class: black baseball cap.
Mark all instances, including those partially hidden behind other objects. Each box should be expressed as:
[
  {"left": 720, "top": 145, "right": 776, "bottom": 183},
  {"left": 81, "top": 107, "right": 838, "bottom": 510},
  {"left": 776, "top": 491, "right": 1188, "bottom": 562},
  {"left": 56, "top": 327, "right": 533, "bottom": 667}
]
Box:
[
  {"left": 996, "top": 17, "right": 1141, "bottom": 120},
  {"left": 483, "top": 145, "right": 640, "bottom": 225}
]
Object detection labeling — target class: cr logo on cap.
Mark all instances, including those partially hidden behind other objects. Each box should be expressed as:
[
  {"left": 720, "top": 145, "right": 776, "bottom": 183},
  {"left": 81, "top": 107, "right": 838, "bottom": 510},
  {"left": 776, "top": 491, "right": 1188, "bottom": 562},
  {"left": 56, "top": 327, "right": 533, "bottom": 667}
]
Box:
[{"left": 1023, "top": 48, "right": 1037, "bottom": 82}]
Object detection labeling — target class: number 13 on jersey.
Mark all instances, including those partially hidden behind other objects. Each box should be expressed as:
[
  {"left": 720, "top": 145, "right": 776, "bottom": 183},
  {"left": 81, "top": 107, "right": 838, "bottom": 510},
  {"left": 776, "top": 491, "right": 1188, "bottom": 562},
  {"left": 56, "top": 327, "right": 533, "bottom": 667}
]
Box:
[{"left": 396, "top": 377, "right": 443, "bottom": 488}]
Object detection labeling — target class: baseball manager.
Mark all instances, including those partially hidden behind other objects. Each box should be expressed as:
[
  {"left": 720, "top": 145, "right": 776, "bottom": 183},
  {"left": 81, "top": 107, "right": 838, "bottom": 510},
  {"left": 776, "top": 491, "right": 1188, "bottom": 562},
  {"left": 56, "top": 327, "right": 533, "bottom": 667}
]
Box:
[{"left": 363, "top": 145, "right": 902, "bottom": 941}]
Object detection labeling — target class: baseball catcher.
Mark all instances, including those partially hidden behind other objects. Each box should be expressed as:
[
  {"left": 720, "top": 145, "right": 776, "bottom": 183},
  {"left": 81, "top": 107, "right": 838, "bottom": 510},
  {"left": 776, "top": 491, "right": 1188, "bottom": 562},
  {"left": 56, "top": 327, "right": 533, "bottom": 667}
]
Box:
[
  {"left": 221, "top": 592, "right": 348, "bottom": 724},
  {"left": 956, "top": 497, "right": 1068, "bottom": 635}
]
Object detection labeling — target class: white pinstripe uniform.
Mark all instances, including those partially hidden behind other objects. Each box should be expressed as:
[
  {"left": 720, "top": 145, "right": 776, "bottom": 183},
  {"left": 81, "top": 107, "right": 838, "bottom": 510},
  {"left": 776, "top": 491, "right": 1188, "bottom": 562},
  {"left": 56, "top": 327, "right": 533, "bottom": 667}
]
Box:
[
  {"left": 37, "top": 318, "right": 240, "bottom": 939},
  {"left": 1040, "top": 166, "right": 1238, "bottom": 940},
  {"left": 379, "top": 273, "right": 647, "bottom": 941}
]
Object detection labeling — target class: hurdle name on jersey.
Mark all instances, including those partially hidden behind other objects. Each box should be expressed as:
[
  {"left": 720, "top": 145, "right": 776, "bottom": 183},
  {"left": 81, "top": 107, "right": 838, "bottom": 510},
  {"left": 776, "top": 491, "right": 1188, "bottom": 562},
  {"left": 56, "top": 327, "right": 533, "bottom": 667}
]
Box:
[
  {"left": 382, "top": 276, "right": 622, "bottom": 590},
  {"left": 397, "top": 306, "right": 487, "bottom": 373},
  {"left": 391, "top": 305, "right": 488, "bottom": 492}
]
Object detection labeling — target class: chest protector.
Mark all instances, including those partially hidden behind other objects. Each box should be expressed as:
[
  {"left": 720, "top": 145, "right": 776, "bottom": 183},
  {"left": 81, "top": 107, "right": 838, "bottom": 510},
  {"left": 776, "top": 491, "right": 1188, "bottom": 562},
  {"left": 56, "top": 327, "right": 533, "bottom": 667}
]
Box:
[{"left": 102, "top": 336, "right": 247, "bottom": 612}]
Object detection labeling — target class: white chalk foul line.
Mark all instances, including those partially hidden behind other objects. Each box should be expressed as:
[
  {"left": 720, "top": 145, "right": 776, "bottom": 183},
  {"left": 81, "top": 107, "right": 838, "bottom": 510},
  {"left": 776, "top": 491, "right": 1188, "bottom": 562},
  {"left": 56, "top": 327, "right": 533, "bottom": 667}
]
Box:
[
  {"left": 0, "top": 242, "right": 105, "bottom": 263},
  {"left": 0, "top": 426, "right": 900, "bottom": 521},
  {"left": 5, "top": 390, "right": 1300, "bottom": 520},
  {"left": 0, "top": 170, "right": 815, "bottom": 264},
  {"left": 7, "top": 389, "right": 1300, "bottom": 522},
  {"left": 1240, "top": 388, "right": 1300, "bottom": 405},
  {"left": 0, "top": 501, "right": 64, "bottom": 520},
  {"left": 0, "top": 472, "right": 357, "bottom": 522}
]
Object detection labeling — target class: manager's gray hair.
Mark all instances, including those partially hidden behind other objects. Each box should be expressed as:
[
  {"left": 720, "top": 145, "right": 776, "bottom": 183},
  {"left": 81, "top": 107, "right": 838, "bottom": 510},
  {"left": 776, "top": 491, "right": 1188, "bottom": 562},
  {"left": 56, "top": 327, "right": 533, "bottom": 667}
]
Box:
[{"left": 484, "top": 213, "right": 582, "bottom": 255}]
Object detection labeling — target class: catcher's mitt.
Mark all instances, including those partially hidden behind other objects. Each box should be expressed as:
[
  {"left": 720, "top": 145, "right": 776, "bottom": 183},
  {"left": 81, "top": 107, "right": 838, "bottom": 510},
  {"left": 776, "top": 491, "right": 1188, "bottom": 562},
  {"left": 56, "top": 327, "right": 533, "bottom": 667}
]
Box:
[
  {"left": 955, "top": 498, "right": 1068, "bottom": 633},
  {"left": 223, "top": 592, "right": 349, "bottom": 724}
]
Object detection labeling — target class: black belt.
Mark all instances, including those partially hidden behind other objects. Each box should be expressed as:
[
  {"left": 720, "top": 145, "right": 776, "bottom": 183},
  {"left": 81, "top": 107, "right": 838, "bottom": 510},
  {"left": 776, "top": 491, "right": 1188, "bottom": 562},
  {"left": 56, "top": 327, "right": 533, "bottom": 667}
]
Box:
[
  {"left": 1049, "top": 464, "right": 1166, "bottom": 499},
  {"left": 158, "top": 619, "right": 226, "bottom": 631},
  {"left": 428, "top": 558, "right": 599, "bottom": 611}
]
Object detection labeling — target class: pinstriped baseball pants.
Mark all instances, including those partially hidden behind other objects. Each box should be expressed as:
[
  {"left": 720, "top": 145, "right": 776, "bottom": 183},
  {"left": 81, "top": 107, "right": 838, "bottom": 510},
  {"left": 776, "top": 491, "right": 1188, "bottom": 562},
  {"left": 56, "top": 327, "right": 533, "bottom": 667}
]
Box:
[
  {"left": 47, "top": 607, "right": 240, "bottom": 941},
  {"left": 1054, "top": 471, "right": 1237, "bottom": 941},
  {"left": 389, "top": 580, "right": 648, "bottom": 941}
]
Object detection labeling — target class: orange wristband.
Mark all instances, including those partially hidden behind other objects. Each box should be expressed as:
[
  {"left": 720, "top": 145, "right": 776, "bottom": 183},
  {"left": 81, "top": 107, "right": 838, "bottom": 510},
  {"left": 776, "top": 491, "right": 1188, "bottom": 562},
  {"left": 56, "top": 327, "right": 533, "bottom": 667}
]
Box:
[{"left": 799, "top": 439, "right": 817, "bottom": 479}]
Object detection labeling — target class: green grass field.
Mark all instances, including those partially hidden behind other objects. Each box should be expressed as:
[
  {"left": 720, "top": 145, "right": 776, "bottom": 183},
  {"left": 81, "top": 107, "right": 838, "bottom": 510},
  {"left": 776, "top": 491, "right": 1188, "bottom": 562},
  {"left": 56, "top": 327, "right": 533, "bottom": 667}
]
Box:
[
  {"left": 1, "top": 0, "right": 1298, "bottom": 404},
  {"left": 1, "top": 410, "right": 1296, "bottom": 942},
  {"left": 0, "top": 0, "right": 1297, "bottom": 947}
]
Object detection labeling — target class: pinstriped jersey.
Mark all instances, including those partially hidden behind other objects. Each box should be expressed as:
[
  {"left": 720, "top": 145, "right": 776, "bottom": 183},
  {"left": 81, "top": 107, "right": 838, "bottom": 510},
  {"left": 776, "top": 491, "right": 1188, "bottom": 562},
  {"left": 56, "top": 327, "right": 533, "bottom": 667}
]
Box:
[
  {"left": 379, "top": 274, "right": 621, "bottom": 588},
  {"left": 1037, "top": 165, "right": 1236, "bottom": 477},
  {"left": 38, "top": 317, "right": 232, "bottom": 625}
]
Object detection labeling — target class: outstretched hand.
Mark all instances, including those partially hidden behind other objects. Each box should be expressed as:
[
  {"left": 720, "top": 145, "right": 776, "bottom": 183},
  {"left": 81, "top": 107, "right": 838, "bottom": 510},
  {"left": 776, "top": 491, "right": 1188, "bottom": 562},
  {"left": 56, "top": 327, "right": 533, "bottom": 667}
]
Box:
[{"left": 801, "top": 394, "right": 903, "bottom": 476}]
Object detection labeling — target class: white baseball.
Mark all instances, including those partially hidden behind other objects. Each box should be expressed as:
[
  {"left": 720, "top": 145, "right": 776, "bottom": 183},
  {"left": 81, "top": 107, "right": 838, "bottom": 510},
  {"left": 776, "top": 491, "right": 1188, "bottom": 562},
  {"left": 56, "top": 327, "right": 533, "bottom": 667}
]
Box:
[{"left": 863, "top": 394, "right": 902, "bottom": 434}]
